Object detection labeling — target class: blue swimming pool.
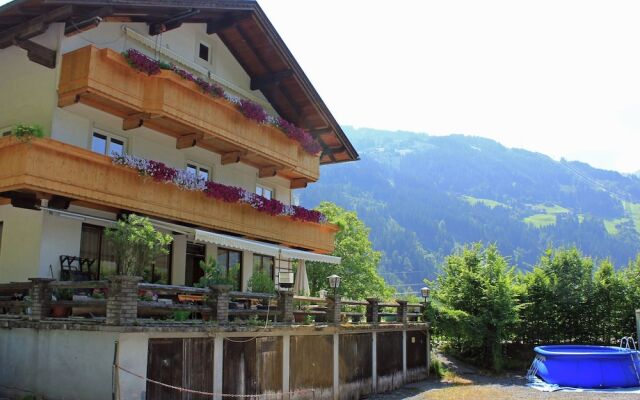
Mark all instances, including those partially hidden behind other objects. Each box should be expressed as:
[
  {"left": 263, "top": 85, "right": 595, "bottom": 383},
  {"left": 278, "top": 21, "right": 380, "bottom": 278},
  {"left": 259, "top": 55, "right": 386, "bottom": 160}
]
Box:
[{"left": 532, "top": 345, "right": 640, "bottom": 388}]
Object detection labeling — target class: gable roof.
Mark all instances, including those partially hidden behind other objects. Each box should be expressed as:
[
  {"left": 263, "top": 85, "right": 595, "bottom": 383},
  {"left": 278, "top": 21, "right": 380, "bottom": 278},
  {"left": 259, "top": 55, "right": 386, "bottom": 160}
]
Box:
[{"left": 0, "top": 0, "right": 358, "bottom": 164}]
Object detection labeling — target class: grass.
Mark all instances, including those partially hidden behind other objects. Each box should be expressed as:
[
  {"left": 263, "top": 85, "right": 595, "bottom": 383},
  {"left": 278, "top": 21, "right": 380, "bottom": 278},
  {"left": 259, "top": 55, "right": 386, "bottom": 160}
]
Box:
[
  {"left": 623, "top": 201, "right": 640, "bottom": 235},
  {"left": 603, "top": 218, "right": 629, "bottom": 235},
  {"left": 523, "top": 214, "right": 556, "bottom": 228},
  {"left": 461, "top": 195, "right": 509, "bottom": 210}
]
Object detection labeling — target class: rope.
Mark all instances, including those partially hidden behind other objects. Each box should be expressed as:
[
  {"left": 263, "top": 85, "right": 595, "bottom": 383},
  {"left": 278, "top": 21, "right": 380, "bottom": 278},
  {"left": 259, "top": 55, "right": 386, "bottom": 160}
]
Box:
[{"left": 116, "top": 364, "right": 315, "bottom": 398}]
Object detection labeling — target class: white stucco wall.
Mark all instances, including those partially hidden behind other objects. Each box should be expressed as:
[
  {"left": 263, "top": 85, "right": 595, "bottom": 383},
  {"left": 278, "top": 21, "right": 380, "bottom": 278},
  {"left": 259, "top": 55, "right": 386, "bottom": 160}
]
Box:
[
  {"left": 39, "top": 212, "right": 83, "bottom": 280},
  {"left": 0, "top": 206, "right": 44, "bottom": 282},
  {"left": 0, "top": 24, "right": 61, "bottom": 134}
]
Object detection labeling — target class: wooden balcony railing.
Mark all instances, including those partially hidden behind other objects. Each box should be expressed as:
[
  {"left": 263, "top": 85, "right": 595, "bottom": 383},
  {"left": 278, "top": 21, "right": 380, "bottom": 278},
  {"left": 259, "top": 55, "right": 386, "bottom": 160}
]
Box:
[
  {"left": 0, "top": 279, "right": 425, "bottom": 327},
  {"left": 0, "top": 136, "right": 337, "bottom": 253},
  {"left": 57, "top": 45, "right": 320, "bottom": 183}
]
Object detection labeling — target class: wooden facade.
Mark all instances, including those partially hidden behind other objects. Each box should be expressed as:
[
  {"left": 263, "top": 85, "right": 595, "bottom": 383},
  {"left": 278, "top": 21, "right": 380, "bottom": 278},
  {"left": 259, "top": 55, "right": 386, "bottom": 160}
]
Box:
[
  {"left": 0, "top": 136, "right": 337, "bottom": 253},
  {"left": 58, "top": 45, "right": 320, "bottom": 184}
]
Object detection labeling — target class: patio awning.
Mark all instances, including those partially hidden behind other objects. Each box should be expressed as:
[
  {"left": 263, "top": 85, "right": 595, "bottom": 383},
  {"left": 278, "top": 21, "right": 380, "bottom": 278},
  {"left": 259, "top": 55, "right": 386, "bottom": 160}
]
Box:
[{"left": 194, "top": 229, "right": 341, "bottom": 264}]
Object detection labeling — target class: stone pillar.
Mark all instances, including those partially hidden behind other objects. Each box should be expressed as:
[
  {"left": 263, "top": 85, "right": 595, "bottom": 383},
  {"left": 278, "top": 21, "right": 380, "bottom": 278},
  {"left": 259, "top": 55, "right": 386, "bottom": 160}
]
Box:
[
  {"left": 208, "top": 284, "right": 231, "bottom": 325},
  {"left": 326, "top": 295, "right": 341, "bottom": 324},
  {"left": 333, "top": 332, "right": 339, "bottom": 400},
  {"left": 29, "top": 278, "right": 54, "bottom": 321},
  {"left": 106, "top": 275, "right": 141, "bottom": 325},
  {"left": 396, "top": 300, "right": 408, "bottom": 324},
  {"left": 278, "top": 290, "right": 294, "bottom": 324},
  {"left": 366, "top": 298, "right": 380, "bottom": 325}
]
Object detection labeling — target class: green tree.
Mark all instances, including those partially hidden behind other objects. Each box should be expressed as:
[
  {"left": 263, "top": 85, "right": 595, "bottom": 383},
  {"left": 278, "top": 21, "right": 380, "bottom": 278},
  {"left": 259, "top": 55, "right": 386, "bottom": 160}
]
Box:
[
  {"left": 430, "top": 243, "right": 518, "bottom": 371},
  {"left": 593, "top": 259, "right": 627, "bottom": 343},
  {"left": 307, "top": 202, "right": 393, "bottom": 300},
  {"left": 104, "top": 214, "right": 173, "bottom": 277}
]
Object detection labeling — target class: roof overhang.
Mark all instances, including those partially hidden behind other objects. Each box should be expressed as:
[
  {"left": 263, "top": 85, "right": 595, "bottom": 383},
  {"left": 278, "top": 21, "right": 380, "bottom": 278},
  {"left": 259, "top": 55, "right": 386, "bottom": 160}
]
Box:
[{"left": 0, "top": 0, "right": 359, "bottom": 164}]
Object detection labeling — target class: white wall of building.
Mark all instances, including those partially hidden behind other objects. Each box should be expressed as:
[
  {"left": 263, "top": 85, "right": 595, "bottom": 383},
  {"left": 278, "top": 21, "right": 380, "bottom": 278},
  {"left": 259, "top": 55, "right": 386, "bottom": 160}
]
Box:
[
  {"left": 0, "top": 24, "right": 61, "bottom": 134},
  {"left": 0, "top": 205, "right": 44, "bottom": 283},
  {"left": 39, "top": 212, "right": 83, "bottom": 280}
]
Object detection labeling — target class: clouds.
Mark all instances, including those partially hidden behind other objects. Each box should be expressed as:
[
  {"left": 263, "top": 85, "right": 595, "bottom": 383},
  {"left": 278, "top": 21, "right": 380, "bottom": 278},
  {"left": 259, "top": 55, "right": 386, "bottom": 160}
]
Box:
[{"left": 259, "top": 0, "right": 640, "bottom": 172}]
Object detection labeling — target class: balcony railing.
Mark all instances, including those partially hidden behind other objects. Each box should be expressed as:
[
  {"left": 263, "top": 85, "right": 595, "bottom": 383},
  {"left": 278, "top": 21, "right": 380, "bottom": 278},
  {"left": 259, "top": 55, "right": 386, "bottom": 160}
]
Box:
[
  {"left": 57, "top": 45, "right": 320, "bottom": 183},
  {"left": 0, "top": 278, "right": 426, "bottom": 327},
  {"left": 0, "top": 136, "right": 337, "bottom": 253}
]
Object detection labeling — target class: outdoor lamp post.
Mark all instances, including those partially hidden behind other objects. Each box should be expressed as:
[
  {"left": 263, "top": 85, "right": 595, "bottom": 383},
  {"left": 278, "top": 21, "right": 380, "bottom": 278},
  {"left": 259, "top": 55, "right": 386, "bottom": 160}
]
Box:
[
  {"left": 420, "top": 286, "right": 431, "bottom": 305},
  {"left": 327, "top": 274, "right": 341, "bottom": 298}
]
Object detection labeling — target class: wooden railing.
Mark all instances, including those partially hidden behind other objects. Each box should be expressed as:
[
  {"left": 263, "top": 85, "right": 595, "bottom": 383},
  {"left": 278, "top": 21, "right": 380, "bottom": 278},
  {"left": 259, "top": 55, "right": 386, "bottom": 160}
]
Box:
[
  {"left": 0, "top": 136, "right": 338, "bottom": 253},
  {"left": 58, "top": 45, "right": 320, "bottom": 183},
  {"left": 0, "top": 279, "right": 425, "bottom": 327}
]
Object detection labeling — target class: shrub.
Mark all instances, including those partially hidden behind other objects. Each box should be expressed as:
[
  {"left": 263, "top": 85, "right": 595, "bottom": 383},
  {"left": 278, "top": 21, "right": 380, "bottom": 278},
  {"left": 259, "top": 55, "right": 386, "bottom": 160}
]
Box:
[{"left": 247, "top": 270, "right": 276, "bottom": 294}]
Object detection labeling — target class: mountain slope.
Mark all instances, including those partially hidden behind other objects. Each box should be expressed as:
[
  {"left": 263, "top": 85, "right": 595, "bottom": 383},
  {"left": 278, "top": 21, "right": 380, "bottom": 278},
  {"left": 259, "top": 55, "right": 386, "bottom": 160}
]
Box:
[{"left": 300, "top": 127, "right": 640, "bottom": 289}]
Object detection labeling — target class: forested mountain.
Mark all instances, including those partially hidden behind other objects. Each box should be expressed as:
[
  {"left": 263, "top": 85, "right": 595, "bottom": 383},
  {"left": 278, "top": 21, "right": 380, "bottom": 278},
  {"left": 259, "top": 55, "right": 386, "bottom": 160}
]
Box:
[{"left": 300, "top": 127, "right": 640, "bottom": 290}]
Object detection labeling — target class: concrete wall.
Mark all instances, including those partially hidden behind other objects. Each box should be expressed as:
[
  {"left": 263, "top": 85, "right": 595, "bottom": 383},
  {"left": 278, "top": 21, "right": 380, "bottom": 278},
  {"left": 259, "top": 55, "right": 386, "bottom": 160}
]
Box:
[
  {"left": 0, "top": 326, "right": 428, "bottom": 400},
  {"left": 0, "top": 328, "right": 119, "bottom": 400}
]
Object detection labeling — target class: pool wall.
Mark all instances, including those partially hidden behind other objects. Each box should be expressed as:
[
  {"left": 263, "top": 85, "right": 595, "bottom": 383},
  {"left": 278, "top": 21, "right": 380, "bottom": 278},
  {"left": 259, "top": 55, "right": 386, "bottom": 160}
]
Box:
[{"left": 533, "top": 345, "right": 640, "bottom": 389}]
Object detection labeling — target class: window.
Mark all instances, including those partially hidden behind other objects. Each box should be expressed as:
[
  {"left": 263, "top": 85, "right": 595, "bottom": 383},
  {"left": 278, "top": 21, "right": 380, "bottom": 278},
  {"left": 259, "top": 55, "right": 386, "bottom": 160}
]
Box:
[
  {"left": 253, "top": 254, "right": 274, "bottom": 280},
  {"left": 186, "top": 162, "right": 210, "bottom": 181},
  {"left": 256, "top": 185, "right": 273, "bottom": 200},
  {"left": 91, "top": 131, "right": 126, "bottom": 156},
  {"left": 217, "top": 248, "right": 242, "bottom": 290},
  {"left": 79, "top": 224, "right": 171, "bottom": 283},
  {"left": 198, "top": 42, "right": 210, "bottom": 62}
]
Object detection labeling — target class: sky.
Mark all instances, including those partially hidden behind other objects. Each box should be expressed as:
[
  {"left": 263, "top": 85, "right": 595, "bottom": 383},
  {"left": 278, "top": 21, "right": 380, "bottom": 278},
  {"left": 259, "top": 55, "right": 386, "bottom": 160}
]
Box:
[
  {"left": 257, "top": 0, "right": 640, "bottom": 173},
  {"left": 1, "top": 0, "right": 638, "bottom": 172}
]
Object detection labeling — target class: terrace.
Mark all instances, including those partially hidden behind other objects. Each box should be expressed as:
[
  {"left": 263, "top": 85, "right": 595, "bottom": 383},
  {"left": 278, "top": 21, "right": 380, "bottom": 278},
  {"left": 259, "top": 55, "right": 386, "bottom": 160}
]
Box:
[{"left": 0, "top": 278, "right": 429, "bottom": 399}]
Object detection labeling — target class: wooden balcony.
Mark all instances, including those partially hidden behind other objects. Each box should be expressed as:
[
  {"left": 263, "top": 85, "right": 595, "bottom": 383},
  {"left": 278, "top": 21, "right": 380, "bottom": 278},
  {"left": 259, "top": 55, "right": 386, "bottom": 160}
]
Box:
[
  {"left": 57, "top": 45, "right": 320, "bottom": 184},
  {"left": 0, "top": 137, "right": 336, "bottom": 253}
]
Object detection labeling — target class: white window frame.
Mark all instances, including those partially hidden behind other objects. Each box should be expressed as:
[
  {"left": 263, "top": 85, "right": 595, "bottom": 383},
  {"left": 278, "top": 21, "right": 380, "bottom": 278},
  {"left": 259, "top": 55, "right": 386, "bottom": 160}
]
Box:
[
  {"left": 196, "top": 41, "right": 212, "bottom": 65},
  {"left": 256, "top": 184, "right": 274, "bottom": 200},
  {"left": 186, "top": 161, "right": 211, "bottom": 181},
  {"left": 90, "top": 129, "right": 127, "bottom": 156}
]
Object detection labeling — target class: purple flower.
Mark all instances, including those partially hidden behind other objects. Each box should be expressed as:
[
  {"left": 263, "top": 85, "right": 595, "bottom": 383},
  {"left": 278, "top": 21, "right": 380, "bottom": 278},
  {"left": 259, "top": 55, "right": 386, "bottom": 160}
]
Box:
[
  {"left": 238, "top": 99, "right": 268, "bottom": 124},
  {"left": 122, "top": 49, "right": 160, "bottom": 75}
]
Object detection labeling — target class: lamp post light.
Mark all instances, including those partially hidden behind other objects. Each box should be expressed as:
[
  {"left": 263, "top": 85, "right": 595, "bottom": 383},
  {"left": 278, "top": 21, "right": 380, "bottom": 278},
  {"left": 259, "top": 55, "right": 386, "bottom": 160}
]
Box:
[
  {"left": 278, "top": 270, "right": 294, "bottom": 291},
  {"left": 420, "top": 286, "right": 431, "bottom": 305},
  {"left": 327, "top": 274, "right": 341, "bottom": 298}
]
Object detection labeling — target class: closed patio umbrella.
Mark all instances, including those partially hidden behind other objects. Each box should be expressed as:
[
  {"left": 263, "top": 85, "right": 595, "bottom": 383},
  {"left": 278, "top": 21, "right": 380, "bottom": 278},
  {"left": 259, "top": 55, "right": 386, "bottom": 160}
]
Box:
[{"left": 293, "top": 260, "right": 310, "bottom": 296}]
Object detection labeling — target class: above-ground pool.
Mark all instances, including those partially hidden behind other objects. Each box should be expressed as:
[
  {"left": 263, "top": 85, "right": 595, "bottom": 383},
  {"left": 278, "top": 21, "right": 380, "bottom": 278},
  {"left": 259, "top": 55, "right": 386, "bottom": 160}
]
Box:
[{"left": 532, "top": 345, "right": 640, "bottom": 389}]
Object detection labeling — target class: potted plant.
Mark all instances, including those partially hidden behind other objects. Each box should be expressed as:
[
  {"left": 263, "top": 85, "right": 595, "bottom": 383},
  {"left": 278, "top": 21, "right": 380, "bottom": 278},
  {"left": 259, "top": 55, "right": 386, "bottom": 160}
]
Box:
[
  {"left": 51, "top": 288, "right": 73, "bottom": 317},
  {"left": 247, "top": 270, "right": 275, "bottom": 309}
]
